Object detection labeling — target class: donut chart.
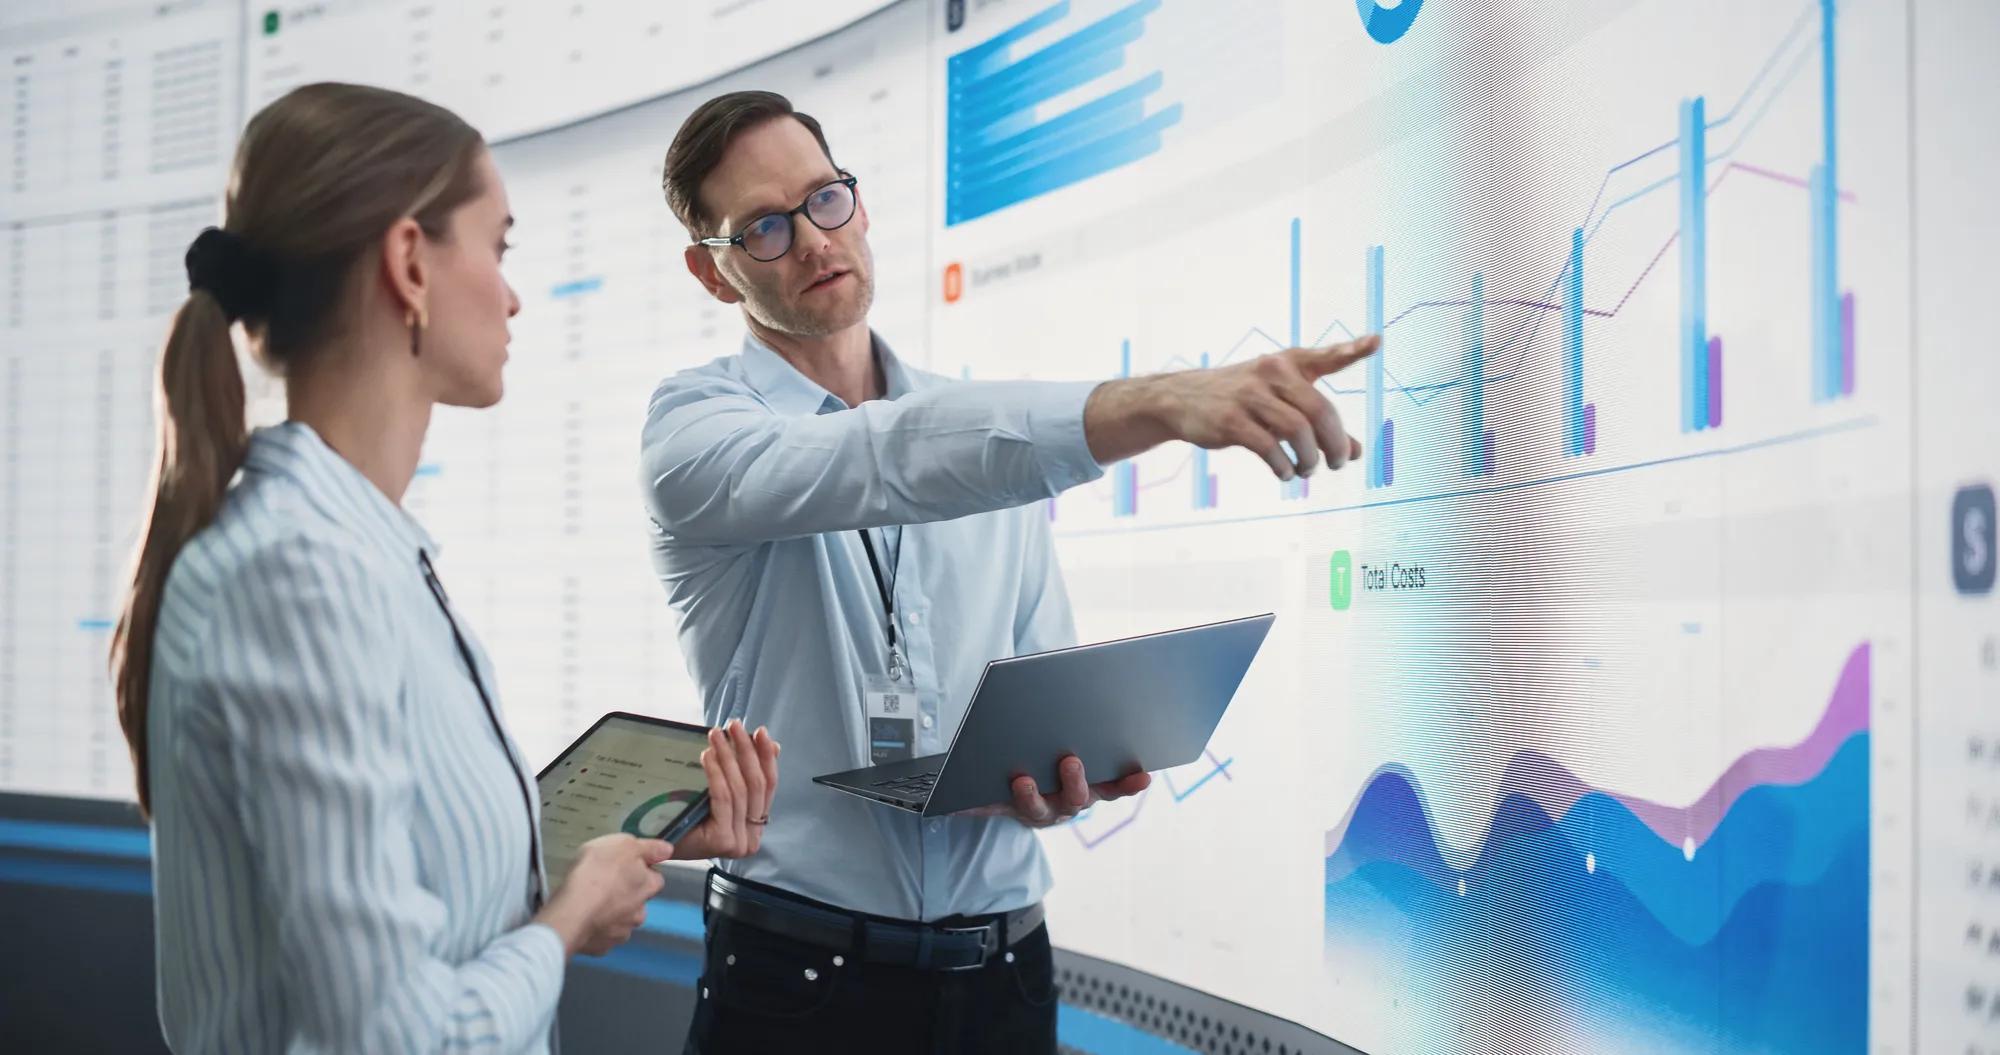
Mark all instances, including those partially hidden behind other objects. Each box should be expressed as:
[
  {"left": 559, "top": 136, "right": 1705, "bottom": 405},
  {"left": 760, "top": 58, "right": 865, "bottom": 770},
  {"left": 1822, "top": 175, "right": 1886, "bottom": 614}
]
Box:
[
  {"left": 621, "top": 789, "right": 705, "bottom": 838},
  {"left": 1354, "top": 0, "right": 1423, "bottom": 44}
]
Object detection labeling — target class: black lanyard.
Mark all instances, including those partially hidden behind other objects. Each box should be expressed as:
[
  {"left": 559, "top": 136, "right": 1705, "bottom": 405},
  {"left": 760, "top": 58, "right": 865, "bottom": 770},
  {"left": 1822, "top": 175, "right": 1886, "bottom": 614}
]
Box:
[
  {"left": 418, "top": 550, "right": 544, "bottom": 910},
  {"left": 857, "top": 528, "right": 905, "bottom": 678}
]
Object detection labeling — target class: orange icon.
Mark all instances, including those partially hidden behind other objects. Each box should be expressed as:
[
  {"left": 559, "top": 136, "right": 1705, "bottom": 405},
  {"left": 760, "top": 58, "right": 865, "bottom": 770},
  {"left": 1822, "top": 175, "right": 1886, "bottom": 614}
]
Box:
[{"left": 943, "top": 262, "right": 964, "bottom": 304}]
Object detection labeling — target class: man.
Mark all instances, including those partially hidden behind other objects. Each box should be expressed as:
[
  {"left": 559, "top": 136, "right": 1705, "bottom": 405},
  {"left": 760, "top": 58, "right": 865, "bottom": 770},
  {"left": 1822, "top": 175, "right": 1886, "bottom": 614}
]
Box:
[{"left": 641, "top": 91, "right": 1376, "bottom": 1054}]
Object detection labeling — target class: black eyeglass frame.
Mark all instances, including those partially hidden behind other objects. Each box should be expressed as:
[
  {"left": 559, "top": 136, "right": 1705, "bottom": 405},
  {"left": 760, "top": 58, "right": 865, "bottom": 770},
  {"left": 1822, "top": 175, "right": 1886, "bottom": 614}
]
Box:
[{"left": 696, "top": 174, "right": 860, "bottom": 262}]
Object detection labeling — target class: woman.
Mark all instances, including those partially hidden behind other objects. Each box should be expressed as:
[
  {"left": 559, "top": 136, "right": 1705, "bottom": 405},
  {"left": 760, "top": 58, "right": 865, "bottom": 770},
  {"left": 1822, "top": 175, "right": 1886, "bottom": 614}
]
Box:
[{"left": 107, "top": 82, "right": 779, "bottom": 1053}]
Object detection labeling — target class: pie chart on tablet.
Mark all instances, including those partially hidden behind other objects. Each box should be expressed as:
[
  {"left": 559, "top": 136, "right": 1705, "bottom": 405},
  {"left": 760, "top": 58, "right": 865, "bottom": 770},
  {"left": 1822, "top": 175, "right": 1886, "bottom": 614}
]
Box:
[{"left": 622, "top": 789, "right": 704, "bottom": 837}]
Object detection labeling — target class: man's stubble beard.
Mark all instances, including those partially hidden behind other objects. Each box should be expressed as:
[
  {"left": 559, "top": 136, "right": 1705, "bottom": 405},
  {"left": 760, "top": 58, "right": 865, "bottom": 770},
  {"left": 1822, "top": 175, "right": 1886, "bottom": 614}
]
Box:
[{"left": 733, "top": 244, "right": 877, "bottom": 339}]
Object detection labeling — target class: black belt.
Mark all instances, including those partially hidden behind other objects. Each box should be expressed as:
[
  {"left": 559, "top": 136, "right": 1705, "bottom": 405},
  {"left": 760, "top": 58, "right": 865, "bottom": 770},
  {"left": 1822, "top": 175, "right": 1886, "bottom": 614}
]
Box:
[{"left": 703, "top": 870, "right": 1045, "bottom": 973}]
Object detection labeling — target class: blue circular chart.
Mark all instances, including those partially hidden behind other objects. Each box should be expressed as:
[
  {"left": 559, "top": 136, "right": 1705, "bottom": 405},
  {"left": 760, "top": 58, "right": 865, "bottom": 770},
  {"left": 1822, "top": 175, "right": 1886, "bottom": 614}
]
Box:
[{"left": 1355, "top": 0, "right": 1423, "bottom": 44}]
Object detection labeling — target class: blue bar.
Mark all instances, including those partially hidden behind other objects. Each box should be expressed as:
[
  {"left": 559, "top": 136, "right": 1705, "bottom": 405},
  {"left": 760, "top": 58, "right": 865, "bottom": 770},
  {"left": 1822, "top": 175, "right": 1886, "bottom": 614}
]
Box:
[
  {"left": 949, "top": 3, "right": 1156, "bottom": 131},
  {"left": 1057, "top": 1005, "right": 1199, "bottom": 1055},
  {"left": 584, "top": 940, "right": 703, "bottom": 987},
  {"left": 1289, "top": 218, "right": 1302, "bottom": 347},
  {"left": 949, "top": 1, "right": 1070, "bottom": 81},
  {"left": 1195, "top": 352, "right": 1214, "bottom": 509},
  {"left": 944, "top": 0, "right": 1173, "bottom": 226},
  {"left": 413, "top": 463, "right": 441, "bottom": 478},
  {"left": 1565, "top": 228, "right": 1586, "bottom": 454},
  {"left": 951, "top": 73, "right": 1159, "bottom": 174},
  {"left": 0, "top": 819, "right": 152, "bottom": 860},
  {"left": 949, "top": 42, "right": 1128, "bottom": 138},
  {"left": 1822, "top": 0, "right": 1837, "bottom": 204},
  {"left": 77, "top": 618, "right": 114, "bottom": 632},
  {"left": 1678, "top": 97, "right": 1707, "bottom": 433},
  {"left": 638, "top": 898, "right": 705, "bottom": 941},
  {"left": 0, "top": 854, "right": 152, "bottom": 896},
  {"left": 1813, "top": 0, "right": 1839, "bottom": 404},
  {"left": 1465, "top": 273, "right": 1486, "bottom": 475},
  {"left": 1365, "top": 245, "right": 1385, "bottom": 488},
  {"left": 550, "top": 276, "right": 602, "bottom": 300},
  {"left": 949, "top": 105, "right": 1180, "bottom": 224}
]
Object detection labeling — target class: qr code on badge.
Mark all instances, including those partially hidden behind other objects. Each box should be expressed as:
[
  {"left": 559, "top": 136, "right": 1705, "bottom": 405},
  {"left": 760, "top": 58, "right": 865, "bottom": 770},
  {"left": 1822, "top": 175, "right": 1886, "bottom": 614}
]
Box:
[{"left": 881, "top": 694, "right": 901, "bottom": 714}]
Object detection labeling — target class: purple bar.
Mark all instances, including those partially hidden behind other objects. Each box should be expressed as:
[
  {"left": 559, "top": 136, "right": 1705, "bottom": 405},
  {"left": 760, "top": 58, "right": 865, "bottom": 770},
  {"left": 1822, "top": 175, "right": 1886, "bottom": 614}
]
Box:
[
  {"left": 1046, "top": 498, "right": 1057, "bottom": 521},
  {"left": 1582, "top": 404, "right": 1597, "bottom": 455},
  {"left": 1210, "top": 476, "right": 1220, "bottom": 506},
  {"left": 1482, "top": 429, "right": 1496, "bottom": 475},
  {"left": 1381, "top": 419, "right": 1395, "bottom": 487},
  {"left": 1840, "top": 292, "right": 1856, "bottom": 396},
  {"left": 1707, "top": 336, "right": 1724, "bottom": 429}
]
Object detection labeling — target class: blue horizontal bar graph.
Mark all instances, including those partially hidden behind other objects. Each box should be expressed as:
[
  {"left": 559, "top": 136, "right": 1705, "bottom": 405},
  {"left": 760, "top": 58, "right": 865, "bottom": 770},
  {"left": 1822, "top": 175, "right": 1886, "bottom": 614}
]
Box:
[{"left": 946, "top": 0, "right": 1180, "bottom": 225}]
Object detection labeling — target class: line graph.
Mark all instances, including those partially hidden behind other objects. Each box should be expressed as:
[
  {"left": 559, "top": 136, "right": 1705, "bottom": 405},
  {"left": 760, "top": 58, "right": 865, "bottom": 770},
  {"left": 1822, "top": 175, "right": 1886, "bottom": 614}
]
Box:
[
  {"left": 1071, "top": 0, "right": 1853, "bottom": 525},
  {"left": 1067, "top": 748, "right": 1236, "bottom": 850}
]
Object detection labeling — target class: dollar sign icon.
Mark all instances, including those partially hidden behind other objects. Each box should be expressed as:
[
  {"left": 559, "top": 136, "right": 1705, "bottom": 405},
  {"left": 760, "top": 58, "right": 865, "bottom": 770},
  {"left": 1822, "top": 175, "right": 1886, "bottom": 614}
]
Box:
[{"left": 1955, "top": 484, "right": 1997, "bottom": 596}]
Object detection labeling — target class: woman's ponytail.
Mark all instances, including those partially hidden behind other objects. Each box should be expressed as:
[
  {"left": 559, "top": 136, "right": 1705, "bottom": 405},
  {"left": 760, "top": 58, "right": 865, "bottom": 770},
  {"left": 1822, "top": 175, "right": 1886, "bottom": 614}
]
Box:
[{"left": 109, "top": 287, "right": 246, "bottom": 816}]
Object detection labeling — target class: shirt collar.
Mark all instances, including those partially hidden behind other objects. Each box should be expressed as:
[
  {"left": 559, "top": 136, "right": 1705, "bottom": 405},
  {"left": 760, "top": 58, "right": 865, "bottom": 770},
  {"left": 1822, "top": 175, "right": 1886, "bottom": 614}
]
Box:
[
  {"left": 739, "top": 330, "right": 920, "bottom": 417},
  {"left": 242, "top": 420, "right": 440, "bottom": 561}
]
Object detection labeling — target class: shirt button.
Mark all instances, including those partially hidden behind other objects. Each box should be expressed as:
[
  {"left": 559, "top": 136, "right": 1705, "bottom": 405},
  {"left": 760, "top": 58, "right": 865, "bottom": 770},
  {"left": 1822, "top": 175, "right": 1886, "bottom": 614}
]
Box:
[
  {"left": 929, "top": 820, "right": 943, "bottom": 834},
  {"left": 909, "top": 612, "right": 923, "bottom": 626},
  {"left": 920, "top": 714, "right": 934, "bottom": 730}
]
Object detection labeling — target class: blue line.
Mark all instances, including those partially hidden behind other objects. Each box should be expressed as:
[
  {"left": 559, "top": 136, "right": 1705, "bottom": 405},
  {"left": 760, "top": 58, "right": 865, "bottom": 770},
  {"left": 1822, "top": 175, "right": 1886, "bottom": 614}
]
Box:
[
  {"left": 413, "top": 463, "right": 441, "bottom": 478},
  {"left": 1056, "top": 417, "right": 1877, "bottom": 539},
  {"left": 1679, "top": 97, "right": 1708, "bottom": 433},
  {"left": 1586, "top": 3, "right": 1816, "bottom": 223},
  {"left": 77, "top": 618, "right": 114, "bottom": 631},
  {"left": 1171, "top": 759, "right": 1233, "bottom": 802},
  {"left": 0, "top": 819, "right": 152, "bottom": 859}
]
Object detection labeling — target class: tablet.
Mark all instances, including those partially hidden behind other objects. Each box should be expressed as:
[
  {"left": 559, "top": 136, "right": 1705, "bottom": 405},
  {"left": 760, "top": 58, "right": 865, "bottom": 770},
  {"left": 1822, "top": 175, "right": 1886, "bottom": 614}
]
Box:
[{"left": 536, "top": 711, "right": 711, "bottom": 889}]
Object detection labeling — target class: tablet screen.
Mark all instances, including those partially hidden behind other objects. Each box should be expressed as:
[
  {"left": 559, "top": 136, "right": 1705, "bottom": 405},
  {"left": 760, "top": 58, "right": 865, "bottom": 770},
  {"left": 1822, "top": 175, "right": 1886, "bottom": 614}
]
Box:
[{"left": 536, "top": 713, "right": 708, "bottom": 890}]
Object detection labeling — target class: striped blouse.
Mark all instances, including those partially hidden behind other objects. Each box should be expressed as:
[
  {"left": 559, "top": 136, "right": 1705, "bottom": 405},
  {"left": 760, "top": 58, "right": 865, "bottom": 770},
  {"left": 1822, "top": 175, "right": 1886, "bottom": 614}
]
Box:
[{"left": 146, "top": 421, "right": 562, "bottom": 1054}]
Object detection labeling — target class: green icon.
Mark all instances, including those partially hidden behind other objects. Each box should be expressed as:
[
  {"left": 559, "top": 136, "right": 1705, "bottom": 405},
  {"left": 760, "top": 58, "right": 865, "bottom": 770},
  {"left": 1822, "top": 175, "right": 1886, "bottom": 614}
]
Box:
[
  {"left": 1330, "top": 550, "right": 1353, "bottom": 611},
  {"left": 262, "top": 11, "right": 281, "bottom": 36}
]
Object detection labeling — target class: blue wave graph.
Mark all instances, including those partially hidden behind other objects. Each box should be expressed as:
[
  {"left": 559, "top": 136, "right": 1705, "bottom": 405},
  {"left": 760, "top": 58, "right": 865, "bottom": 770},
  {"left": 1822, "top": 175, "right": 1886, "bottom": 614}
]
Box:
[{"left": 1323, "top": 644, "right": 1869, "bottom": 1052}]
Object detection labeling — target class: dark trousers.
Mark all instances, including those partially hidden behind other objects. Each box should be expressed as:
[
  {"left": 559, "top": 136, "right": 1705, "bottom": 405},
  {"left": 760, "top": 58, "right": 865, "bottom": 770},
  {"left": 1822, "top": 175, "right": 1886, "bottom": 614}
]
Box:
[{"left": 681, "top": 910, "right": 1059, "bottom": 1055}]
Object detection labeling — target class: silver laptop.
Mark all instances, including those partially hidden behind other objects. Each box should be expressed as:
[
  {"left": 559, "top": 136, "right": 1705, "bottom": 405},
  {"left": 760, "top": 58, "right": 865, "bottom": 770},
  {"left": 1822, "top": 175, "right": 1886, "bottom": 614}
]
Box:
[{"left": 813, "top": 613, "right": 1274, "bottom": 816}]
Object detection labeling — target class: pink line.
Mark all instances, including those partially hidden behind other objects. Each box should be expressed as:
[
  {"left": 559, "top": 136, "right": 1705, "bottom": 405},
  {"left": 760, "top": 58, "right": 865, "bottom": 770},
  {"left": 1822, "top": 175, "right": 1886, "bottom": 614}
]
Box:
[{"left": 1730, "top": 159, "right": 1859, "bottom": 202}]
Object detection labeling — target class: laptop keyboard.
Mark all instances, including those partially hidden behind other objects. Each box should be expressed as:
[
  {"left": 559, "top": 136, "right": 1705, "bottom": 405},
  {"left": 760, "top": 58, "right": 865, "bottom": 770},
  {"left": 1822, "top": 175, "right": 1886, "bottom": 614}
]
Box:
[{"left": 872, "top": 771, "right": 939, "bottom": 797}]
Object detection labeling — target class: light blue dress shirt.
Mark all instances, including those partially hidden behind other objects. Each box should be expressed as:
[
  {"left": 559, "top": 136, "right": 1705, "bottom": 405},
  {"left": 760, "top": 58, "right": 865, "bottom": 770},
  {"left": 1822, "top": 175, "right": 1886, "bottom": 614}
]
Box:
[
  {"left": 639, "top": 333, "right": 1105, "bottom": 922},
  {"left": 147, "top": 421, "right": 562, "bottom": 1054}
]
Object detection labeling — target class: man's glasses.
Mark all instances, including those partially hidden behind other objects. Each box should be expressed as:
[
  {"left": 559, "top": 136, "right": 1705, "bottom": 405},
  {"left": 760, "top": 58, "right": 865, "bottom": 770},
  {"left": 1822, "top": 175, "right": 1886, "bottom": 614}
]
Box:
[{"left": 698, "top": 175, "right": 859, "bottom": 263}]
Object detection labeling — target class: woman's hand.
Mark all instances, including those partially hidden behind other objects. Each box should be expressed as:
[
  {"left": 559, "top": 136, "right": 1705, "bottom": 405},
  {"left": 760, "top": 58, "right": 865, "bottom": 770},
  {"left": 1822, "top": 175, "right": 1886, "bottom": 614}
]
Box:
[
  {"left": 670, "top": 719, "right": 781, "bottom": 861},
  {"left": 534, "top": 833, "right": 672, "bottom": 956}
]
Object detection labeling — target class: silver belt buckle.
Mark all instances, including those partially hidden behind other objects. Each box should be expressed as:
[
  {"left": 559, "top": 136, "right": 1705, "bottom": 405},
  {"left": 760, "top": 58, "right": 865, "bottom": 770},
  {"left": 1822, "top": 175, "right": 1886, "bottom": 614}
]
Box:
[{"left": 936, "top": 922, "right": 996, "bottom": 972}]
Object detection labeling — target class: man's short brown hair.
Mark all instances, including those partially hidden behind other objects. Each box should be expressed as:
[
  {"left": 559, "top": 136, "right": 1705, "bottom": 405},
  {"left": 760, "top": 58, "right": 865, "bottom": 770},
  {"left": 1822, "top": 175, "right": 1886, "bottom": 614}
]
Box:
[{"left": 663, "top": 90, "right": 838, "bottom": 238}]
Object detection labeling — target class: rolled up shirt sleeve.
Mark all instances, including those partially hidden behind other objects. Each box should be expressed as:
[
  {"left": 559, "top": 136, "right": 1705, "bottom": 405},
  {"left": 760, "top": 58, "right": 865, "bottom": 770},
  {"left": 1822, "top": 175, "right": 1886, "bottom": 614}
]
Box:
[{"left": 640, "top": 373, "right": 1105, "bottom": 546}]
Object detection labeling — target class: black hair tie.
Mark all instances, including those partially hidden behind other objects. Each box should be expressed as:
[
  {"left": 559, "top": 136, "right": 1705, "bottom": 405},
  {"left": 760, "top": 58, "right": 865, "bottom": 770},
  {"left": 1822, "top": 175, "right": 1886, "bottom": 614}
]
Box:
[{"left": 184, "top": 227, "right": 277, "bottom": 323}]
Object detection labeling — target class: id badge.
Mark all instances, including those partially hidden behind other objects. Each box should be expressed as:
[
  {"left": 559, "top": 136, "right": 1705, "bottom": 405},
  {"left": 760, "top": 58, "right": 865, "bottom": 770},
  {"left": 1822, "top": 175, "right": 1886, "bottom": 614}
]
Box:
[{"left": 863, "top": 672, "right": 918, "bottom": 764}]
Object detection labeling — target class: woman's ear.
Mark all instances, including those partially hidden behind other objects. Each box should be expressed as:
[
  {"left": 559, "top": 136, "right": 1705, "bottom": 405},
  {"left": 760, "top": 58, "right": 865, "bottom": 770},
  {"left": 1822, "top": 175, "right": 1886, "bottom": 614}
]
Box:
[{"left": 379, "top": 216, "right": 430, "bottom": 319}]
